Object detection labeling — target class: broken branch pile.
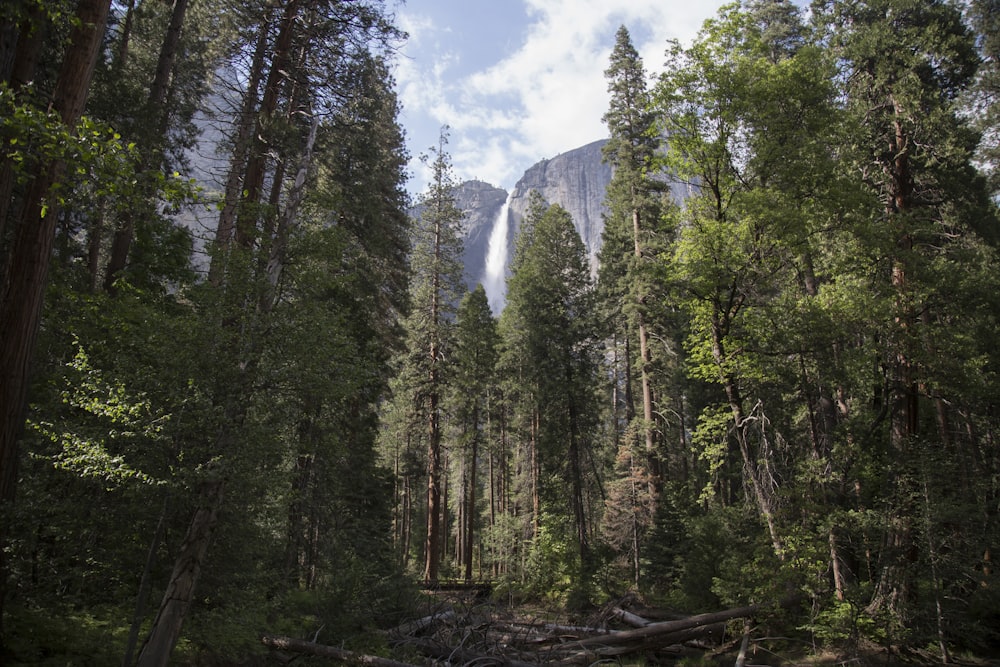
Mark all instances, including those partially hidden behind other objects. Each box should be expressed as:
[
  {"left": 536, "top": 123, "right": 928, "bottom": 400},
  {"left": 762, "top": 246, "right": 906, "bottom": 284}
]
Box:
[{"left": 263, "top": 599, "right": 759, "bottom": 665}]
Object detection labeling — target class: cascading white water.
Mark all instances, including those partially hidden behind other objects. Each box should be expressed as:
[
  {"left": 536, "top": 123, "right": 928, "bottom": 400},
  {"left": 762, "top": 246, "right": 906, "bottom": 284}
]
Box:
[{"left": 482, "top": 191, "right": 513, "bottom": 314}]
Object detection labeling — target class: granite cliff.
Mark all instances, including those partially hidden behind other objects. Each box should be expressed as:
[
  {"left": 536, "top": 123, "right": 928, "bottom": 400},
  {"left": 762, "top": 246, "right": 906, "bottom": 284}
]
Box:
[
  {"left": 506, "top": 139, "right": 612, "bottom": 275},
  {"left": 410, "top": 139, "right": 613, "bottom": 312}
]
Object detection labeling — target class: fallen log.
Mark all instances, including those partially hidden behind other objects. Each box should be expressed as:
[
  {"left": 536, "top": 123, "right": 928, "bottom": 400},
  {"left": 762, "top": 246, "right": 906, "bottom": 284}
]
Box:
[
  {"left": 261, "top": 634, "right": 417, "bottom": 667},
  {"left": 560, "top": 623, "right": 727, "bottom": 663},
  {"left": 611, "top": 606, "right": 652, "bottom": 628},
  {"left": 396, "top": 636, "right": 539, "bottom": 667},
  {"left": 541, "top": 621, "right": 611, "bottom": 635},
  {"left": 388, "top": 608, "right": 455, "bottom": 636},
  {"left": 570, "top": 603, "right": 758, "bottom": 650}
]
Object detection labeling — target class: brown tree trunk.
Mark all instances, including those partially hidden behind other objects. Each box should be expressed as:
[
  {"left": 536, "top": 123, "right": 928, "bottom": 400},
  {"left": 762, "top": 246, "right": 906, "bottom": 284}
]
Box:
[
  {"left": 464, "top": 412, "right": 478, "bottom": 582},
  {"left": 0, "top": 0, "right": 110, "bottom": 644},
  {"left": 0, "top": 2, "right": 48, "bottom": 243},
  {"left": 632, "top": 204, "right": 656, "bottom": 478},
  {"left": 208, "top": 21, "right": 269, "bottom": 285},
  {"left": 424, "top": 388, "right": 441, "bottom": 582},
  {"left": 122, "top": 495, "right": 170, "bottom": 667},
  {"left": 711, "top": 313, "right": 784, "bottom": 561},
  {"left": 136, "top": 477, "right": 224, "bottom": 667},
  {"left": 531, "top": 408, "right": 541, "bottom": 539},
  {"left": 235, "top": 0, "right": 301, "bottom": 249},
  {"left": 104, "top": 0, "right": 190, "bottom": 292}
]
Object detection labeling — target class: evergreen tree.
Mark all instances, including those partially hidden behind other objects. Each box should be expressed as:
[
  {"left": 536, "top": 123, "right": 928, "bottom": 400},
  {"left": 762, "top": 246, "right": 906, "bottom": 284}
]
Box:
[
  {"left": 600, "top": 25, "right": 665, "bottom": 484},
  {"left": 815, "top": 0, "right": 1000, "bottom": 643},
  {"left": 398, "top": 129, "right": 465, "bottom": 582},
  {"left": 448, "top": 285, "right": 499, "bottom": 581},
  {"left": 500, "top": 198, "right": 602, "bottom": 603},
  {"left": 0, "top": 0, "right": 112, "bottom": 643}
]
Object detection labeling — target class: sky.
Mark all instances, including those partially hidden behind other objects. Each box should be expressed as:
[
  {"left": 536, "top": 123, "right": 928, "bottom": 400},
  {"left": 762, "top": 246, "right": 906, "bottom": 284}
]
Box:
[{"left": 392, "top": 0, "right": 730, "bottom": 196}]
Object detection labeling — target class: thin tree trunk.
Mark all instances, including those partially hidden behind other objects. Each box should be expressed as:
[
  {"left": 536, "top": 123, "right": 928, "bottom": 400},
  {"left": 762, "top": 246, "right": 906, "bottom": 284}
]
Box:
[
  {"left": 830, "top": 528, "right": 845, "bottom": 601},
  {"left": 104, "top": 0, "right": 190, "bottom": 292},
  {"left": 464, "top": 409, "right": 478, "bottom": 582},
  {"left": 87, "top": 204, "right": 105, "bottom": 291},
  {"left": 235, "top": 0, "right": 301, "bottom": 249},
  {"left": 531, "top": 408, "right": 540, "bottom": 539},
  {"left": 424, "top": 387, "right": 442, "bottom": 582},
  {"left": 630, "top": 195, "right": 656, "bottom": 485},
  {"left": 136, "top": 478, "right": 224, "bottom": 667},
  {"left": 122, "top": 495, "right": 170, "bottom": 667},
  {"left": 568, "top": 392, "right": 589, "bottom": 567},
  {"left": 712, "top": 316, "right": 784, "bottom": 561},
  {"left": 209, "top": 21, "right": 269, "bottom": 285}
]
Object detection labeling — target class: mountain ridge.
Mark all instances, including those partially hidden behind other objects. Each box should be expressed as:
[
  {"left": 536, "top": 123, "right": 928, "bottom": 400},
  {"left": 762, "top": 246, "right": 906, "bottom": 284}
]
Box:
[{"left": 411, "top": 139, "right": 612, "bottom": 312}]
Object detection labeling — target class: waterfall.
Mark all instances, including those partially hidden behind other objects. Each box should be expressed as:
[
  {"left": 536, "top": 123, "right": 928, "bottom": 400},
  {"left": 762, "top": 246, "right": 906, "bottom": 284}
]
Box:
[{"left": 482, "top": 191, "right": 513, "bottom": 314}]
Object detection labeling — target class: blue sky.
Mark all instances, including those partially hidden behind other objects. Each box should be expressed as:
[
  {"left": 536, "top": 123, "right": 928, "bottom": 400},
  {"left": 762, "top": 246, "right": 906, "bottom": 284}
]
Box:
[{"left": 392, "top": 0, "right": 732, "bottom": 196}]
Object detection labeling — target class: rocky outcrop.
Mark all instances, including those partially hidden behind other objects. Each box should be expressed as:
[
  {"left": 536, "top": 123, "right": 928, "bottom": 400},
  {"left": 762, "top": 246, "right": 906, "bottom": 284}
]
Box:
[
  {"left": 409, "top": 139, "right": 615, "bottom": 309},
  {"left": 410, "top": 179, "right": 508, "bottom": 290},
  {"left": 507, "top": 139, "right": 612, "bottom": 275},
  {"left": 453, "top": 180, "right": 508, "bottom": 289}
]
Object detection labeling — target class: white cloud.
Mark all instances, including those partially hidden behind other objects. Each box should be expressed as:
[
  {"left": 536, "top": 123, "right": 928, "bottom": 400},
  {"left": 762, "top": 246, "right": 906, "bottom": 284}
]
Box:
[{"left": 396, "top": 0, "right": 727, "bottom": 195}]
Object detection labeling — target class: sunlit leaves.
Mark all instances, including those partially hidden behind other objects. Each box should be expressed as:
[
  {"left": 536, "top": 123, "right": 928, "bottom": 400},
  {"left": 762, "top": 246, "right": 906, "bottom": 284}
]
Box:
[{"left": 28, "top": 339, "right": 167, "bottom": 489}]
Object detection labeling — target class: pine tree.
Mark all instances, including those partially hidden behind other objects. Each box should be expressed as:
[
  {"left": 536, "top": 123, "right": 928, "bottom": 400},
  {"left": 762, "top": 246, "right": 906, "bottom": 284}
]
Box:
[
  {"left": 449, "top": 285, "right": 499, "bottom": 581},
  {"left": 0, "top": 0, "right": 111, "bottom": 643},
  {"left": 600, "top": 25, "right": 663, "bottom": 478},
  {"left": 501, "top": 198, "right": 601, "bottom": 599},
  {"left": 817, "top": 0, "right": 997, "bottom": 639},
  {"left": 401, "top": 129, "right": 465, "bottom": 583}
]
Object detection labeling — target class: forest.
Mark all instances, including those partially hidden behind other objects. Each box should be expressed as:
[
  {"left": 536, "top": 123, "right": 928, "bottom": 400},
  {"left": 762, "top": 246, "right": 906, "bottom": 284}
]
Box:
[{"left": 0, "top": 0, "right": 999, "bottom": 664}]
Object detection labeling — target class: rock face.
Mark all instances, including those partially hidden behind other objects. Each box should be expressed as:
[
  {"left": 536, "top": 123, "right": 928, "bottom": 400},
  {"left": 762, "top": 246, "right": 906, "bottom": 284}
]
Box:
[
  {"left": 409, "top": 139, "right": 613, "bottom": 311},
  {"left": 507, "top": 139, "right": 612, "bottom": 275},
  {"left": 409, "top": 179, "right": 508, "bottom": 291},
  {"left": 452, "top": 180, "right": 509, "bottom": 290}
]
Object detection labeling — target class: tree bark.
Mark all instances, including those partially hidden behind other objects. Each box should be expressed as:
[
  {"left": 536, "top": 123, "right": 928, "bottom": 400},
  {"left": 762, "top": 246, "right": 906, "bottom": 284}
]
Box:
[
  {"left": 235, "top": 0, "right": 301, "bottom": 249},
  {"left": 424, "top": 385, "right": 442, "bottom": 582},
  {"left": 0, "top": 0, "right": 110, "bottom": 644},
  {"left": 122, "top": 496, "right": 170, "bottom": 667},
  {"left": 262, "top": 634, "right": 419, "bottom": 667},
  {"left": 633, "top": 204, "right": 656, "bottom": 479},
  {"left": 104, "top": 0, "right": 190, "bottom": 292},
  {"left": 464, "top": 409, "right": 478, "bottom": 582},
  {"left": 571, "top": 603, "right": 758, "bottom": 650},
  {"left": 0, "top": 2, "right": 48, "bottom": 244},
  {"left": 208, "top": 20, "right": 269, "bottom": 285},
  {"left": 135, "top": 477, "right": 224, "bottom": 667},
  {"left": 711, "top": 313, "right": 784, "bottom": 561}
]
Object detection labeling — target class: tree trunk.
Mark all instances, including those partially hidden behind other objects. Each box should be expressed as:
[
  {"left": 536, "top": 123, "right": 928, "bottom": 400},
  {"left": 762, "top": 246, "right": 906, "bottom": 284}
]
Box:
[
  {"left": 572, "top": 603, "right": 759, "bottom": 650},
  {"left": 209, "top": 21, "right": 269, "bottom": 285},
  {"left": 235, "top": 0, "right": 301, "bottom": 249},
  {"left": 122, "top": 496, "right": 170, "bottom": 667},
  {"left": 424, "top": 387, "right": 442, "bottom": 582},
  {"left": 567, "top": 379, "right": 589, "bottom": 567},
  {"left": 104, "top": 0, "right": 190, "bottom": 292},
  {"left": 712, "top": 314, "right": 784, "bottom": 561},
  {"left": 0, "top": 2, "right": 48, "bottom": 244},
  {"left": 531, "top": 408, "right": 541, "bottom": 539},
  {"left": 632, "top": 204, "right": 656, "bottom": 481},
  {"left": 0, "top": 0, "right": 110, "bottom": 643},
  {"left": 136, "top": 477, "right": 224, "bottom": 667},
  {"left": 464, "top": 413, "right": 478, "bottom": 582}
]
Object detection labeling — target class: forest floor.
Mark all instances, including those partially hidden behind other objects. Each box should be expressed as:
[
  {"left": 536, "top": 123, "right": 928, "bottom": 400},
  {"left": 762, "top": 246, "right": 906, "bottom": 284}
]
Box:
[{"left": 263, "top": 586, "right": 1000, "bottom": 666}]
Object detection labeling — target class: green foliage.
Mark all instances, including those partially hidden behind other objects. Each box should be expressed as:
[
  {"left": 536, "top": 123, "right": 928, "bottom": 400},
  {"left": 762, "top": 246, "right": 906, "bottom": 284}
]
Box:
[
  {"left": 4, "top": 602, "right": 131, "bottom": 666},
  {"left": 8, "top": 0, "right": 1000, "bottom": 663},
  {"left": 27, "top": 338, "right": 166, "bottom": 488},
  {"left": 519, "top": 514, "right": 578, "bottom": 604}
]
